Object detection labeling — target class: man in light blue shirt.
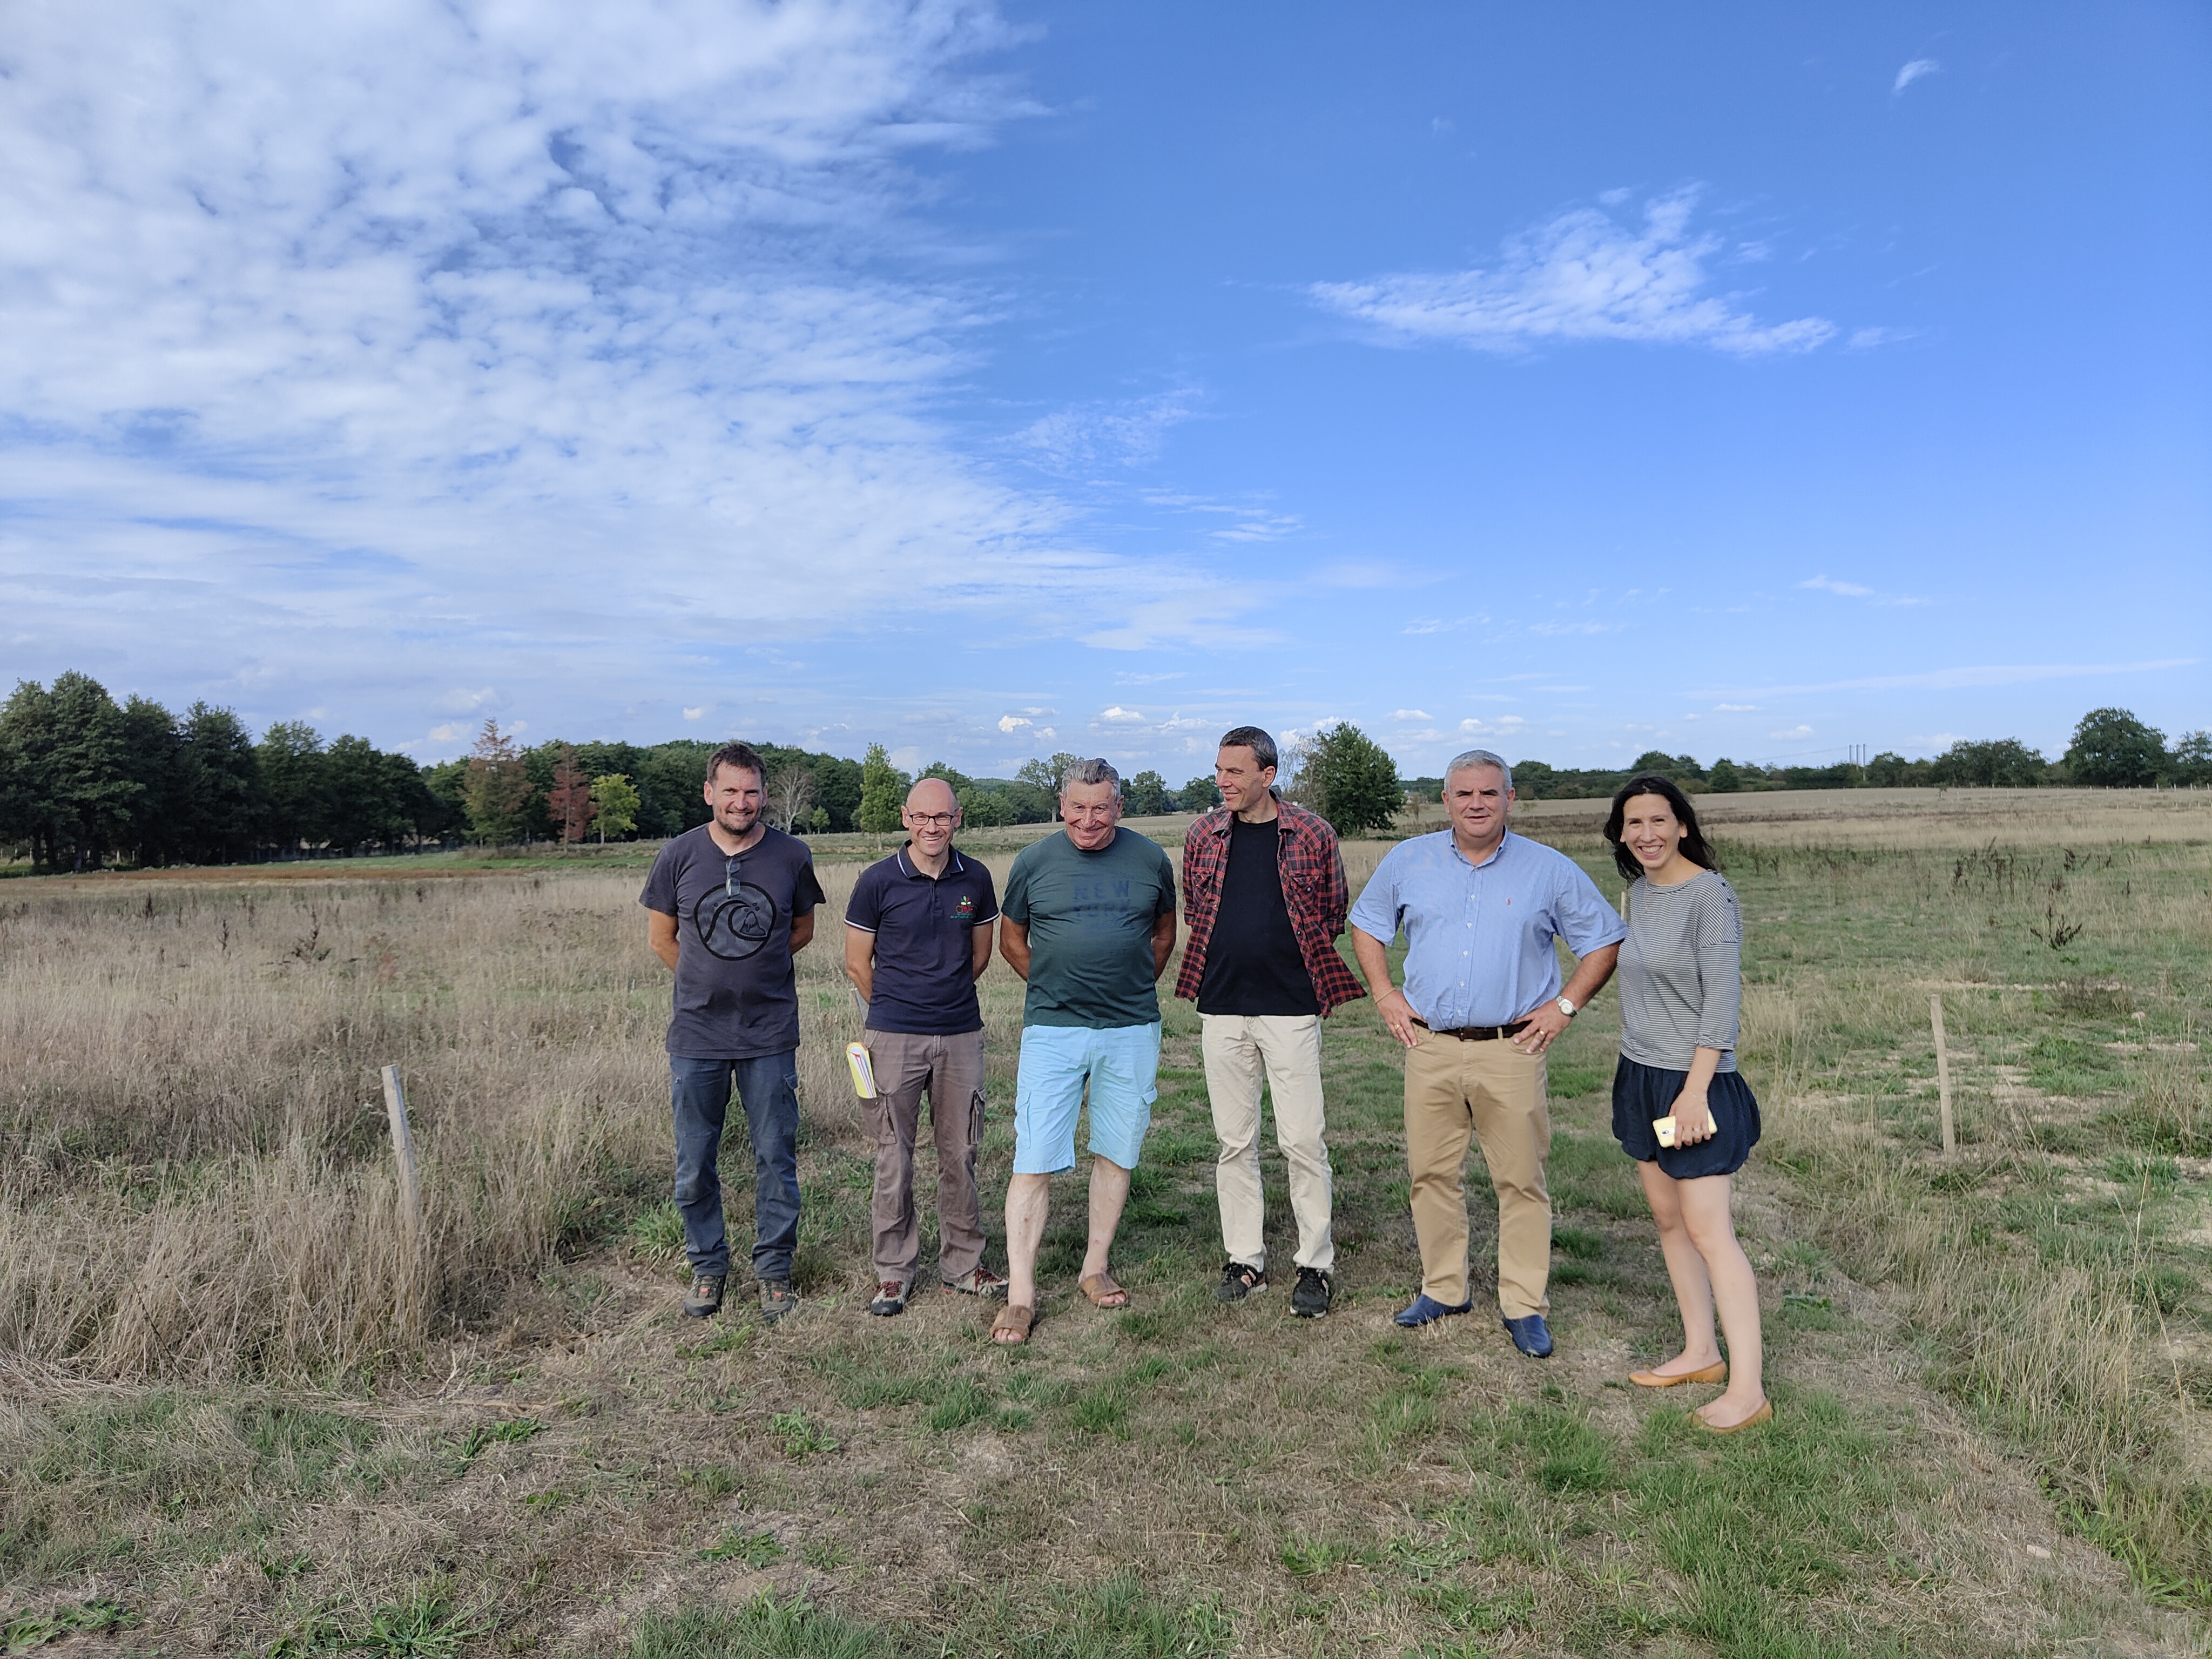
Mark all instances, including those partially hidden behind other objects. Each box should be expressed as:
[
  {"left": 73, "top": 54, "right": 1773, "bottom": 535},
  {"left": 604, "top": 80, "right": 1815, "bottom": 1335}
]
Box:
[{"left": 1350, "top": 749, "right": 1624, "bottom": 1354}]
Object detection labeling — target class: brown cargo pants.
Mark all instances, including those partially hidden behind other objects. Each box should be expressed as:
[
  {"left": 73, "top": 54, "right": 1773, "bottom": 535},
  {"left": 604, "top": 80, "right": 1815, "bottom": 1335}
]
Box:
[{"left": 864, "top": 1028, "right": 989, "bottom": 1287}]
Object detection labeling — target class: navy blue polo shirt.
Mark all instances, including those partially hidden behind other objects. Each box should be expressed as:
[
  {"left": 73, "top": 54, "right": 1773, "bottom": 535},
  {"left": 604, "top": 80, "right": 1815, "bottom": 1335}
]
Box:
[{"left": 844, "top": 845, "right": 1000, "bottom": 1036}]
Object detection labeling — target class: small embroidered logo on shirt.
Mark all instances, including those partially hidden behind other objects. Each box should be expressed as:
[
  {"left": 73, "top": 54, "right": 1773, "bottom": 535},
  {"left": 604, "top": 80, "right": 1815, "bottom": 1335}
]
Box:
[{"left": 955, "top": 895, "right": 975, "bottom": 918}]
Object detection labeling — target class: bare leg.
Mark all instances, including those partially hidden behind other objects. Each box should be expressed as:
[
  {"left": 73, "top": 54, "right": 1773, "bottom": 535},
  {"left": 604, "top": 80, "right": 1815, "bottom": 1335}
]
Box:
[
  {"left": 1081, "top": 1156, "right": 1134, "bottom": 1290},
  {"left": 1003, "top": 1172, "right": 1051, "bottom": 1317},
  {"left": 1675, "top": 1174, "right": 1765, "bottom": 1424},
  {"left": 1636, "top": 1159, "right": 1723, "bottom": 1373}
]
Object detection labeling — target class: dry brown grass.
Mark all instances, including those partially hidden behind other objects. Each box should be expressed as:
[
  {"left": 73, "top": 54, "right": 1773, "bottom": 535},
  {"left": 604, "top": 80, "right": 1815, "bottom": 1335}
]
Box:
[{"left": 3, "top": 794, "right": 2208, "bottom": 1655}]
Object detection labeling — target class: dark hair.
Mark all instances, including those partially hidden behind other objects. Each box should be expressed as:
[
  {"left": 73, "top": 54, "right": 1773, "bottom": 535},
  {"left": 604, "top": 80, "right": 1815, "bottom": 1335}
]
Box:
[
  {"left": 706, "top": 741, "right": 764, "bottom": 786},
  {"left": 1603, "top": 774, "right": 1719, "bottom": 884},
  {"left": 1217, "top": 725, "right": 1278, "bottom": 772}
]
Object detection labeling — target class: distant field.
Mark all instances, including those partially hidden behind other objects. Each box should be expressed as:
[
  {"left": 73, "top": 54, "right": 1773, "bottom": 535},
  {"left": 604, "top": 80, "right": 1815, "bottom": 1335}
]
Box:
[{"left": 1, "top": 791, "right": 2206, "bottom": 1655}]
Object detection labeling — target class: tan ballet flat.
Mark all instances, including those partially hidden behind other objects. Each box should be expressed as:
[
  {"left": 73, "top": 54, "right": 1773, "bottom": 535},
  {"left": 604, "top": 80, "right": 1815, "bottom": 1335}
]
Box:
[
  {"left": 1629, "top": 1360, "right": 1727, "bottom": 1388},
  {"left": 1695, "top": 1399, "right": 1773, "bottom": 1434}
]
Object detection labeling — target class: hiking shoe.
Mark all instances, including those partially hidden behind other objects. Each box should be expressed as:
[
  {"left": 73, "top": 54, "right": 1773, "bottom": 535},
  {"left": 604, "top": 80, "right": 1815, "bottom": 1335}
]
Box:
[
  {"left": 759, "top": 1279, "right": 798, "bottom": 1323},
  {"left": 683, "top": 1273, "right": 726, "bottom": 1319},
  {"left": 1291, "top": 1267, "right": 1333, "bottom": 1319},
  {"left": 1215, "top": 1260, "right": 1267, "bottom": 1303},
  {"left": 868, "top": 1279, "right": 909, "bottom": 1318},
  {"left": 941, "top": 1266, "right": 1007, "bottom": 1299}
]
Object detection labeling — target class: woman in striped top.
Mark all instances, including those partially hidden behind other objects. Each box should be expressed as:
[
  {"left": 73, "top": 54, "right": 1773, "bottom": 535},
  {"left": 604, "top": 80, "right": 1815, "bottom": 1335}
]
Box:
[{"left": 1603, "top": 774, "right": 1769, "bottom": 1432}]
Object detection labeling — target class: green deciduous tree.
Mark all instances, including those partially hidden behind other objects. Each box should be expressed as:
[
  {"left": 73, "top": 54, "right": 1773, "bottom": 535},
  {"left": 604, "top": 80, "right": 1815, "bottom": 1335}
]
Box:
[
  {"left": 2168, "top": 731, "right": 2212, "bottom": 787},
  {"left": 590, "top": 773, "right": 640, "bottom": 841},
  {"left": 1930, "top": 738, "right": 2047, "bottom": 788},
  {"left": 1177, "top": 775, "right": 1222, "bottom": 813},
  {"left": 2065, "top": 708, "right": 2167, "bottom": 787},
  {"left": 857, "top": 743, "right": 909, "bottom": 833},
  {"left": 1291, "top": 723, "right": 1401, "bottom": 837},
  {"left": 1707, "top": 758, "right": 1743, "bottom": 793},
  {"left": 1123, "top": 769, "right": 1169, "bottom": 816}
]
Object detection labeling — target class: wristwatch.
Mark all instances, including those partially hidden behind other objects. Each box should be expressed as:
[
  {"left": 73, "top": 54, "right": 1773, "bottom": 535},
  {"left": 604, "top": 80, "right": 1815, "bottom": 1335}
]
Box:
[{"left": 1556, "top": 996, "right": 1577, "bottom": 1018}]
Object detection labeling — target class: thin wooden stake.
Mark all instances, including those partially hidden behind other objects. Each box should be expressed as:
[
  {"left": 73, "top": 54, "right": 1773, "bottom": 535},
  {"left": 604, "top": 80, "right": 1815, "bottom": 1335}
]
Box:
[
  {"left": 381, "top": 1063, "right": 422, "bottom": 1240},
  {"left": 1929, "top": 994, "right": 1956, "bottom": 1156}
]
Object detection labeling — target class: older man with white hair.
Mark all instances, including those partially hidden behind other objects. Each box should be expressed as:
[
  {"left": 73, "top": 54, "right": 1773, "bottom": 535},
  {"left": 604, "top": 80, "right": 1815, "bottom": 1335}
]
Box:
[
  {"left": 989, "top": 758, "right": 1178, "bottom": 1344},
  {"left": 1348, "top": 748, "right": 1624, "bottom": 1355}
]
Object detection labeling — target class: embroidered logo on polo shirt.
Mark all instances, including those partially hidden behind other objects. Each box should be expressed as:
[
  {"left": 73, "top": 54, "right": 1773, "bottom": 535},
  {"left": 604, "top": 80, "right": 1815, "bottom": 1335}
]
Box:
[{"left": 955, "top": 895, "right": 975, "bottom": 919}]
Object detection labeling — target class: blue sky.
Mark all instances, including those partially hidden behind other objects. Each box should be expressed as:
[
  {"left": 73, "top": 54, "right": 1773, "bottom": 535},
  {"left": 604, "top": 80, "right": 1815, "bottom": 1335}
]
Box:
[{"left": 2, "top": 1, "right": 2205, "bottom": 780}]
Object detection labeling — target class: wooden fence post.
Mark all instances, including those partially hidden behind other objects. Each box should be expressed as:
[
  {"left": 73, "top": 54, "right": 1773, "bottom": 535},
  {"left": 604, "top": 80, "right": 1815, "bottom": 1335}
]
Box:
[
  {"left": 1929, "top": 995, "right": 1956, "bottom": 1156},
  {"left": 381, "top": 1064, "right": 423, "bottom": 1240}
]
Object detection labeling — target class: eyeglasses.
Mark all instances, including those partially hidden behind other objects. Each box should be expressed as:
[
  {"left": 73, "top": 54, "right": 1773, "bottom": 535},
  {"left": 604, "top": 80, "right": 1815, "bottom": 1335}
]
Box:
[
  {"left": 907, "top": 812, "right": 957, "bottom": 828},
  {"left": 725, "top": 854, "right": 745, "bottom": 899}
]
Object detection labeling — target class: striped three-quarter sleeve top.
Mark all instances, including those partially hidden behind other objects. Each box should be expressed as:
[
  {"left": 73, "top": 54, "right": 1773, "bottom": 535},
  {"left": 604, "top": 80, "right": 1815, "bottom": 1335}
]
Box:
[{"left": 1616, "top": 868, "right": 1742, "bottom": 1073}]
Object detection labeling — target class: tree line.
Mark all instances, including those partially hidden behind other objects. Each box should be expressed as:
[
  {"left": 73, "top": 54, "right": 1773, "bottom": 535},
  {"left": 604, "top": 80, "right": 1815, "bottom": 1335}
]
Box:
[
  {"left": 0, "top": 673, "right": 2199, "bottom": 871},
  {"left": 1482, "top": 709, "right": 2208, "bottom": 801}
]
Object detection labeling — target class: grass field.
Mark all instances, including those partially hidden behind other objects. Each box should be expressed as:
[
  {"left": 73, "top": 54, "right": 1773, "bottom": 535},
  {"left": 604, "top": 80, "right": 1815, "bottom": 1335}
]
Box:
[{"left": 2, "top": 791, "right": 2208, "bottom": 1656}]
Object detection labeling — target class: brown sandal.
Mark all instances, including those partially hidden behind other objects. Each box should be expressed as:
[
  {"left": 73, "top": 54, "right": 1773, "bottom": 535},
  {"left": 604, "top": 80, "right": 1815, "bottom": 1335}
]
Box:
[
  {"left": 990, "top": 1304, "right": 1035, "bottom": 1345},
  {"left": 1078, "top": 1273, "right": 1128, "bottom": 1309}
]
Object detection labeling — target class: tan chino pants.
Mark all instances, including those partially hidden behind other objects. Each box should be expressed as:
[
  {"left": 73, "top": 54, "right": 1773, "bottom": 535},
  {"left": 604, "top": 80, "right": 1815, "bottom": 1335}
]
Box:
[
  {"left": 1200, "top": 1013, "right": 1334, "bottom": 1274},
  {"left": 1402, "top": 1027, "right": 1550, "bottom": 1317},
  {"left": 864, "top": 1028, "right": 988, "bottom": 1286}
]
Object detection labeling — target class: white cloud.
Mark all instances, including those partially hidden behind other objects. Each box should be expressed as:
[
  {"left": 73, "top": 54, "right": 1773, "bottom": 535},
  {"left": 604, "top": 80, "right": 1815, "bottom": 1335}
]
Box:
[
  {"left": 1528, "top": 619, "right": 1623, "bottom": 636},
  {"left": 997, "top": 714, "right": 1032, "bottom": 733},
  {"left": 1848, "top": 326, "right": 1917, "bottom": 349},
  {"left": 1311, "top": 187, "right": 1835, "bottom": 356},
  {"left": 1893, "top": 58, "right": 1941, "bottom": 95},
  {"left": 1714, "top": 703, "right": 1758, "bottom": 712},
  {"left": 1696, "top": 658, "right": 2198, "bottom": 699},
  {"left": 1098, "top": 706, "right": 1145, "bottom": 724},
  {"left": 427, "top": 721, "right": 466, "bottom": 743},
  {"left": 1800, "top": 574, "right": 1928, "bottom": 607},
  {"left": 1016, "top": 392, "right": 1196, "bottom": 473},
  {"left": 1769, "top": 725, "right": 1815, "bottom": 739},
  {"left": 682, "top": 706, "right": 708, "bottom": 721},
  {"left": 1393, "top": 710, "right": 1433, "bottom": 721},
  {"left": 0, "top": 1, "right": 1270, "bottom": 733}
]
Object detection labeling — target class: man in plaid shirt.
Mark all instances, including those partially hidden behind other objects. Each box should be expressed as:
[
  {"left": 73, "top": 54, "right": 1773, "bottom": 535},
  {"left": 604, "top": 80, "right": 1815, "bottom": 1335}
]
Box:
[{"left": 1176, "top": 726, "right": 1365, "bottom": 1317}]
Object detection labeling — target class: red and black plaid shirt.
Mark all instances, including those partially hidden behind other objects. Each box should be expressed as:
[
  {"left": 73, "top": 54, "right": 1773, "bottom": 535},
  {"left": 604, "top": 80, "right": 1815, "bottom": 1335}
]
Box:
[{"left": 1174, "top": 799, "right": 1366, "bottom": 1015}]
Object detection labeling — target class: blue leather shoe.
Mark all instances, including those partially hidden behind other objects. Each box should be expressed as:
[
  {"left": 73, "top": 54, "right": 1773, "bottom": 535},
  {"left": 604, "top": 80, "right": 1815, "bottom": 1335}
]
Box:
[
  {"left": 1393, "top": 1293, "right": 1474, "bottom": 1328},
  {"left": 1502, "top": 1313, "right": 1554, "bottom": 1357}
]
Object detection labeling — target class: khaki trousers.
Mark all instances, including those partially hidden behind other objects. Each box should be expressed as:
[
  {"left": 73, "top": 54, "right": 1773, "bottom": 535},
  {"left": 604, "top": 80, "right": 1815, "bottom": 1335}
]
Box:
[
  {"left": 1402, "top": 1028, "right": 1550, "bottom": 1316},
  {"left": 864, "top": 1028, "right": 988, "bottom": 1286},
  {"left": 1200, "top": 1013, "right": 1334, "bottom": 1274}
]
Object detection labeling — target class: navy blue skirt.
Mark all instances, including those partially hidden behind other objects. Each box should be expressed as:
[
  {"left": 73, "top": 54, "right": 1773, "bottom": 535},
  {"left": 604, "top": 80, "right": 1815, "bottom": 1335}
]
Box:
[{"left": 1611, "top": 1055, "right": 1761, "bottom": 1179}]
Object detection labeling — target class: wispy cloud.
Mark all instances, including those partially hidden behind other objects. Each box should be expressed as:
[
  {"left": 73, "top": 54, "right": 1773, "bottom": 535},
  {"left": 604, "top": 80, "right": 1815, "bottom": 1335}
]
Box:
[
  {"left": 1799, "top": 574, "right": 1928, "bottom": 607},
  {"left": 1695, "top": 659, "right": 2199, "bottom": 699},
  {"left": 1769, "top": 725, "right": 1815, "bottom": 740},
  {"left": 1893, "top": 58, "right": 1941, "bottom": 95},
  {"left": 0, "top": 0, "right": 1258, "bottom": 740},
  {"left": 1016, "top": 392, "right": 1197, "bottom": 473},
  {"left": 1393, "top": 709, "right": 1434, "bottom": 722},
  {"left": 1714, "top": 703, "right": 1759, "bottom": 712},
  {"left": 1311, "top": 187, "right": 1835, "bottom": 356}
]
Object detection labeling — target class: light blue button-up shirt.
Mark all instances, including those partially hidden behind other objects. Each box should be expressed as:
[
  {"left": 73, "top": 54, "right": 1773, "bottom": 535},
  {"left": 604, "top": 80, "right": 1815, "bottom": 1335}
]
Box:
[{"left": 1348, "top": 830, "right": 1626, "bottom": 1029}]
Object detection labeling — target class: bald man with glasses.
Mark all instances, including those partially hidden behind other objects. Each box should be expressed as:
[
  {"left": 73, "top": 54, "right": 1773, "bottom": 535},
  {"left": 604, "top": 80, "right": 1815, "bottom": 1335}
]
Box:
[{"left": 844, "top": 777, "right": 1006, "bottom": 1317}]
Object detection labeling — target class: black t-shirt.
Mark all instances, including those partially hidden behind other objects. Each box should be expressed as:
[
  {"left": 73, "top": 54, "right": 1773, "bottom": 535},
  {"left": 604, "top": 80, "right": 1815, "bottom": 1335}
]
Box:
[
  {"left": 639, "top": 824, "right": 826, "bottom": 1058},
  {"left": 844, "top": 845, "right": 1000, "bottom": 1036},
  {"left": 1196, "top": 814, "right": 1319, "bottom": 1017}
]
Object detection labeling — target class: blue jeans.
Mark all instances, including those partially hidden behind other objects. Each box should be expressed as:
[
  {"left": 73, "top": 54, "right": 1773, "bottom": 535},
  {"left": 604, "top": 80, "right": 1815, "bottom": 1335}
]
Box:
[{"left": 669, "top": 1053, "right": 801, "bottom": 1282}]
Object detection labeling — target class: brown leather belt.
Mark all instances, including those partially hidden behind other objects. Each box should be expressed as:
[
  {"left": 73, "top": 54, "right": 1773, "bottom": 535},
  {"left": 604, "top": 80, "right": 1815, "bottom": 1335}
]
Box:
[{"left": 1413, "top": 1019, "right": 1529, "bottom": 1042}]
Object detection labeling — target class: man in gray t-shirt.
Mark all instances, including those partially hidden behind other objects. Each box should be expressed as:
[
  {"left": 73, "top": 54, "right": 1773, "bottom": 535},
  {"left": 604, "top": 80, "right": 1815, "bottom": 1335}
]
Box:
[{"left": 640, "top": 742, "right": 825, "bottom": 1323}]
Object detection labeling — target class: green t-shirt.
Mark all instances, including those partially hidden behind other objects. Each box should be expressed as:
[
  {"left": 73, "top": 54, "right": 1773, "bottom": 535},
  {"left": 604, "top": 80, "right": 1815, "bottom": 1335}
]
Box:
[{"left": 1002, "top": 827, "right": 1178, "bottom": 1028}]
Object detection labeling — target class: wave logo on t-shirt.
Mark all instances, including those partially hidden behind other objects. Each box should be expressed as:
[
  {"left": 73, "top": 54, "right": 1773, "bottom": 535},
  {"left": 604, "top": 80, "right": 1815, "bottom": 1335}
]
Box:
[{"left": 694, "top": 883, "right": 776, "bottom": 961}]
